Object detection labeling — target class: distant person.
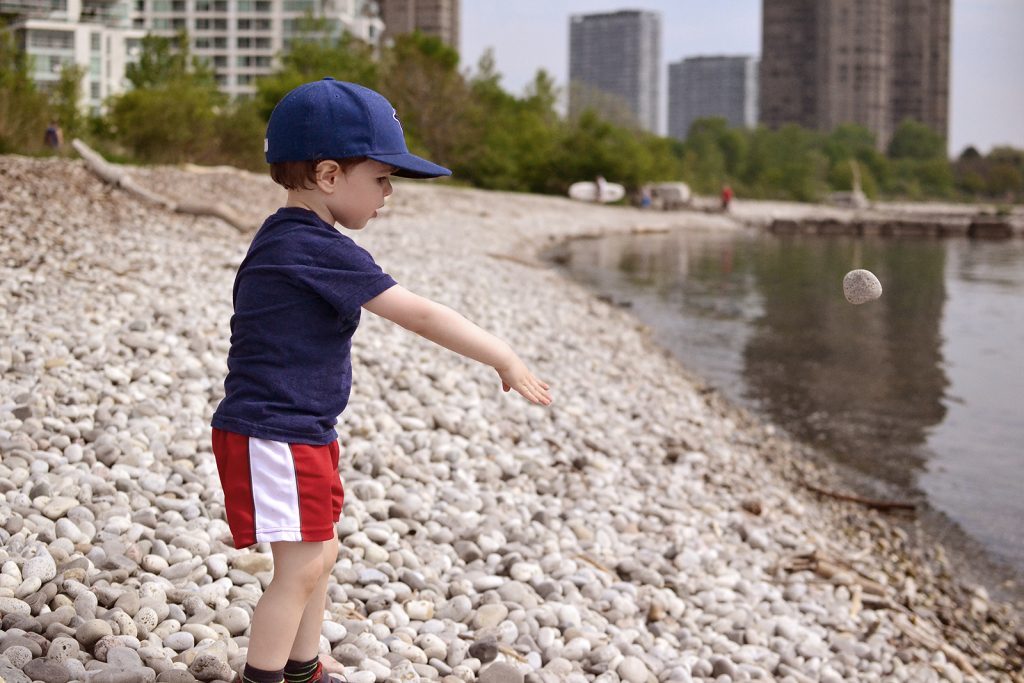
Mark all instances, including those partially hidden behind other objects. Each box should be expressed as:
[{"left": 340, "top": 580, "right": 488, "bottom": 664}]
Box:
[
  {"left": 595, "top": 174, "right": 608, "bottom": 203},
  {"left": 640, "top": 185, "right": 652, "bottom": 209},
  {"left": 210, "top": 78, "right": 551, "bottom": 683},
  {"left": 721, "top": 184, "right": 734, "bottom": 211},
  {"left": 43, "top": 121, "right": 63, "bottom": 152}
]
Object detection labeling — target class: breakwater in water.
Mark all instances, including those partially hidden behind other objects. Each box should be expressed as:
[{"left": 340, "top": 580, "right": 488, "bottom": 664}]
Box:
[{"left": 766, "top": 215, "right": 1018, "bottom": 239}]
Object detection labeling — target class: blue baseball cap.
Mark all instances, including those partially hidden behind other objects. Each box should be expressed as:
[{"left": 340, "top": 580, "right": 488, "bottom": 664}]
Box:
[{"left": 264, "top": 78, "right": 451, "bottom": 179}]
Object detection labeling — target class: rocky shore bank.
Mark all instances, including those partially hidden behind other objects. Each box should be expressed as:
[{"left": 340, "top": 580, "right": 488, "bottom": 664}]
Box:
[{"left": 0, "top": 156, "right": 1020, "bottom": 683}]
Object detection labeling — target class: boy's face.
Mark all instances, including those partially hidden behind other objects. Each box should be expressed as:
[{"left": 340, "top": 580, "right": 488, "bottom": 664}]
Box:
[{"left": 318, "top": 159, "right": 395, "bottom": 230}]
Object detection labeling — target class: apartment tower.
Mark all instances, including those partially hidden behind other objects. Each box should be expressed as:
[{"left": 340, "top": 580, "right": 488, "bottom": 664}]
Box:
[
  {"left": 759, "top": 0, "right": 949, "bottom": 146},
  {"left": 2, "top": 0, "right": 145, "bottom": 111},
  {"left": 376, "top": 0, "right": 458, "bottom": 49},
  {"left": 129, "top": 0, "right": 384, "bottom": 98},
  {"left": 668, "top": 55, "right": 758, "bottom": 140},
  {"left": 568, "top": 9, "right": 661, "bottom": 133}
]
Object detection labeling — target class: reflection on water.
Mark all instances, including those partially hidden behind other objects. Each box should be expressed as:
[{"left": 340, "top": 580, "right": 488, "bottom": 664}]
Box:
[
  {"left": 742, "top": 238, "right": 948, "bottom": 489},
  {"left": 558, "top": 229, "right": 1024, "bottom": 585}
]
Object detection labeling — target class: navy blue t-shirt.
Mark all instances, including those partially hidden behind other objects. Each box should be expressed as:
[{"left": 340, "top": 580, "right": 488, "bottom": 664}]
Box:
[{"left": 211, "top": 207, "right": 396, "bottom": 444}]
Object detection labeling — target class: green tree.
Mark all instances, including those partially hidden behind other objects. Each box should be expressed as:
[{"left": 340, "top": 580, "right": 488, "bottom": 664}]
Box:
[
  {"left": 379, "top": 32, "right": 469, "bottom": 166},
  {"left": 0, "top": 25, "right": 50, "bottom": 153},
  {"left": 449, "top": 50, "right": 529, "bottom": 189},
  {"left": 447, "top": 53, "right": 567, "bottom": 192},
  {"left": 107, "top": 31, "right": 225, "bottom": 163},
  {"left": 212, "top": 98, "right": 267, "bottom": 170},
  {"left": 254, "top": 29, "right": 379, "bottom": 121},
  {"left": 51, "top": 63, "right": 86, "bottom": 143},
  {"left": 679, "top": 118, "right": 729, "bottom": 193},
  {"left": 888, "top": 119, "right": 946, "bottom": 160},
  {"left": 742, "top": 125, "right": 828, "bottom": 201},
  {"left": 127, "top": 31, "right": 213, "bottom": 88},
  {"left": 822, "top": 123, "right": 888, "bottom": 194}
]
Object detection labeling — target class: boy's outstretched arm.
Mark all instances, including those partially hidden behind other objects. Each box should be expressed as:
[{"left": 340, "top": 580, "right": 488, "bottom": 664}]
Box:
[{"left": 363, "top": 285, "right": 551, "bottom": 405}]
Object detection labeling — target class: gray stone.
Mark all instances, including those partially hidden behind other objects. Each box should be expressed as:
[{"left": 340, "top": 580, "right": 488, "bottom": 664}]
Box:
[
  {"left": 76, "top": 617, "right": 112, "bottom": 649},
  {"left": 468, "top": 639, "right": 499, "bottom": 664},
  {"left": 107, "top": 646, "right": 144, "bottom": 670},
  {"left": 188, "top": 652, "right": 234, "bottom": 682},
  {"left": 473, "top": 604, "right": 509, "bottom": 629},
  {"left": 89, "top": 668, "right": 157, "bottom": 683},
  {"left": 22, "top": 658, "right": 71, "bottom": 683},
  {"left": 617, "top": 656, "right": 650, "bottom": 683},
  {"left": 5, "top": 644, "right": 33, "bottom": 668},
  {"left": 1, "top": 634, "right": 42, "bottom": 658},
  {"left": 156, "top": 670, "right": 200, "bottom": 683},
  {"left": 358, "top": 568, "right": 388, "bottom": 586},
  {"left": 480, "top": 662, "right": 524, "bottom": 683},
  {"left": 215, "top": 606, "right": 250, "bottom": 636},
  {"left": 163, "top": 631, "right": 196, "bottom": 652},
  {"left": 46, "top": 636, "right": 80, "bottom": 662},
  {"left": 711, "top": 656, "right": 737, "bottom": 678}
]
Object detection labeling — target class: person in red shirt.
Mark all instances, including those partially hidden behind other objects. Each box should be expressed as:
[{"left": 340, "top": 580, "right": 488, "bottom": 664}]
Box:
[{"left": 721, "top": 184, "right": 734, "bottom": 211}]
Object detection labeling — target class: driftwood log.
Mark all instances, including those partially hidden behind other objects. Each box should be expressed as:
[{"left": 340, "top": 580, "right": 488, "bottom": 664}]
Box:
[
  {"left": 800, "top": 480, "right": 916, "bottom": 512},
  {"left": 72, "top": 139, "right": 249, "bottom": 232}
]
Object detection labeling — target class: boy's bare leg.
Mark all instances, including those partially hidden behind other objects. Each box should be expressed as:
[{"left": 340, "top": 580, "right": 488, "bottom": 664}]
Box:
[
  {"left": 245, "top": 540, "right": 330, "bottom": 671},
  {"left": 289, "top": 535, "right": 340, "bottom": 661}
]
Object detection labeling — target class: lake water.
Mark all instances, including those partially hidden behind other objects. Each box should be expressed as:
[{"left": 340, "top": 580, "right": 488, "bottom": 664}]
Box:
[{"left": 555, "top": 228, "right": 1024, "bottom": 599}]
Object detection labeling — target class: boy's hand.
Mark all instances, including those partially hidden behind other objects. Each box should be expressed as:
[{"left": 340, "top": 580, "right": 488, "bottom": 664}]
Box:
[
  {"left": 496, "top": 355, "right": 552, "bottom": 406},
  {"left": 364, "top": 287, "right": 552, "bottom": 405}
]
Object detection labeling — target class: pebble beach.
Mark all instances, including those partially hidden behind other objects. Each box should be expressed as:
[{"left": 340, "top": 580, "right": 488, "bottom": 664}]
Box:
[{"left": 0, "top": 155, "right": 1021, "bottom": 683}]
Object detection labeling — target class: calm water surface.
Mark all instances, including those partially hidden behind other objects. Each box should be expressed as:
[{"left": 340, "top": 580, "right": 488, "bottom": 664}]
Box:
[{"left": 557, "top": 229, "right": 1024, "bottom": 594}]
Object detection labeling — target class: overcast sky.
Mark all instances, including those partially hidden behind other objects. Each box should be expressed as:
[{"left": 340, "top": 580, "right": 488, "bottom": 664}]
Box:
[{"left": 460, "top": 0, "right": 1024, "bottom": 156}]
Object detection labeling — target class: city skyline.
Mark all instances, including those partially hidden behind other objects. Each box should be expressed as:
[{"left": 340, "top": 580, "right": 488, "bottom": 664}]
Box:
[{"left": 461, "top": 0, "right": 1024, "bottom": 155}]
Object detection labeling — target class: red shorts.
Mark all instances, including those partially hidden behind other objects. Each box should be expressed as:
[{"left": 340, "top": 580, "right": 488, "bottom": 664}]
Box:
[{"left": 212, "top": 429, "right": 344, "bottom": 548}]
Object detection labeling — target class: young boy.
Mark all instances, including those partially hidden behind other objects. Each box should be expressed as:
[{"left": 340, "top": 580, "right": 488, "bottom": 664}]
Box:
[{"left": 211, "top": 78, "right": 551, "bottom": 683}]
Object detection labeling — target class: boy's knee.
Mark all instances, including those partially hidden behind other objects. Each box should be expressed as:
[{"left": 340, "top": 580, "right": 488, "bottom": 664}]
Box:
[
  {"left": 291, "top": 561, "right": 325, "bottom": 594},
  {"left": 321, "top": 537, "right": 339, "bottom": 577}
]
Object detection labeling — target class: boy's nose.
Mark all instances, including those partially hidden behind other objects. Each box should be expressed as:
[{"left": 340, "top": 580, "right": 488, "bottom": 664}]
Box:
[{"left": 384, "top": 179, "right": 393, "bottom": 197}]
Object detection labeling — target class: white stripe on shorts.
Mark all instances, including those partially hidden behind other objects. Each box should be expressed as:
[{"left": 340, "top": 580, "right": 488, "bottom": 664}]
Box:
[{"left": 248, "top": 437, "right": 303, "bottom": 542}]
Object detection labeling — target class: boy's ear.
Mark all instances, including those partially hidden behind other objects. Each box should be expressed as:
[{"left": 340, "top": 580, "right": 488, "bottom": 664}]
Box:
[{"left": 315, "top": 160, "right": 341, "bottom": 190}]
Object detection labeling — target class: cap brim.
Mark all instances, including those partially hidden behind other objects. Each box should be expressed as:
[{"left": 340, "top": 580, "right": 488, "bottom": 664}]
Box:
[{"left": 367, "top": 152, "right": 451, "bottom": 179}]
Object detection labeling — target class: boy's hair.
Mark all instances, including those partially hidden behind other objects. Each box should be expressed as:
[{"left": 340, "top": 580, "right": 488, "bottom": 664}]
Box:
[{"left": 270, "top": 157, "right": 367, "bottom": 190}]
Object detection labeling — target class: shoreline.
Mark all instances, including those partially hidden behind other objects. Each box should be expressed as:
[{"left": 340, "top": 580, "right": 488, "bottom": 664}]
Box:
[
  {"left": 1, "top": 156, "right": 1021, "bottom": 682},
  {"left": 541, "top": 226, "right": 1024, "bottom": 613}
]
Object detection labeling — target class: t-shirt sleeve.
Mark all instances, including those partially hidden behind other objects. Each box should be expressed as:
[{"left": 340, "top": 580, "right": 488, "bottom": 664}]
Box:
[{"left": 297, "top": 237, "right": 397, "bottom": 317}]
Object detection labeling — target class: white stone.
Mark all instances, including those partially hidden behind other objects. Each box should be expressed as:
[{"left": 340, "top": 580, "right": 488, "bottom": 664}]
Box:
[{"left": 843, "top": 269, "right": 883, "bottom": 304}]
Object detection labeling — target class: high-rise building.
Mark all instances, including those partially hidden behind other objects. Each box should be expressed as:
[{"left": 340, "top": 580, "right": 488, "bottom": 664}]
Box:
[
  {"left": 891, "top": 0, "right": 949, "bottom": 138},
  {"left": 376, "top": 0, "right": 458, "bottom": 50},
  {"left": 2, "top": 0, "right": 145, "bottom": 111},
  {"left": 668, "top": 55, "right": 758, "bottom": 140},
  {"left": 128, "top": 0, "right": 384, "bottom": 98},
  {"left": 568, "top": 9, "right": 661, "bottom": 133},
  {"left": 759, "top": 0, "right": 949, "bottom": 146}
]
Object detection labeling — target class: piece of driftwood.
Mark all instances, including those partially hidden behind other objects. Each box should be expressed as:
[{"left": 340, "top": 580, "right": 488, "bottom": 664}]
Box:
[
  {"left": 575, "top": 553, "right": 614, "bottom": 575},
  {"left": 174, "top": 200, "right": 248, "bottom": 232},
  {"left": 892, "top": 612, "right": 982, "bottom": 679},
  {"left": 487, "top": 252, "right": 543, "bottom": 269},
  {"left": 72, "top": 139, "right": 249, "bottom": 232},
  {"left": 782, "top": 549, "right": 983, "bottom": 678},
  {"left": 801, "top": 480, "right": 916, "bottom": 512},
  {"left": 182, "top": 162, "right": 251, "bottom": 175},
  {"left": 782, "top": 549, "right": 888, "bottom": 596}
]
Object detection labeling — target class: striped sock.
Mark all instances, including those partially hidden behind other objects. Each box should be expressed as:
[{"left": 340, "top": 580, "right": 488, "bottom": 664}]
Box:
[
  {"left": 241, "top": 664, "right": 285, "bottom": 683},
  {"left": 284, "top": 657, "right": 322, "bottom": 683}
]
